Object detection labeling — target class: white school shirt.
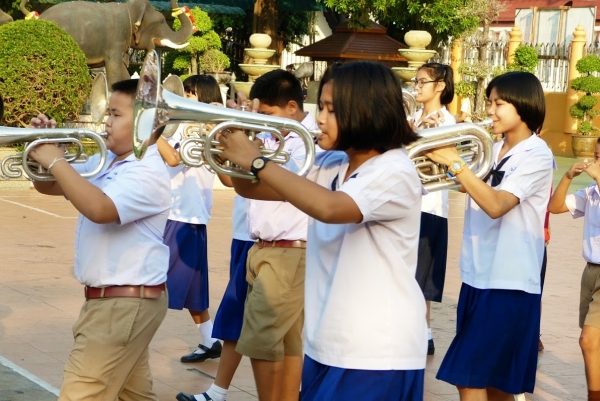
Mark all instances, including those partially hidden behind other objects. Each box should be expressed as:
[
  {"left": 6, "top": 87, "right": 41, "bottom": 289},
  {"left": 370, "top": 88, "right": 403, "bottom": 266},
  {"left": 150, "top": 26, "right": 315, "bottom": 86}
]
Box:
[
  {"left": 304, "top": 149, "right": 427, "bottom": 370},
  {"left": 166, "top": 125, "right": 214, "bottom": 224},
  {"left": 413, "top": 107, "right": 456, "bottom": 218},
  {"left": 566, "top": 184, "right": 600, "bottom": 263},
  {"left": 460, "top": 134, "right": 553, "bottom": 294},
  {"left": 246, "top": 112, "right": 319, "bottom": 241},
  {"left": 232, "top": 195, "right": 252, "bottom": 242},
  {"left": 71, "top": 145, "right": 172, "bottom": 287}
]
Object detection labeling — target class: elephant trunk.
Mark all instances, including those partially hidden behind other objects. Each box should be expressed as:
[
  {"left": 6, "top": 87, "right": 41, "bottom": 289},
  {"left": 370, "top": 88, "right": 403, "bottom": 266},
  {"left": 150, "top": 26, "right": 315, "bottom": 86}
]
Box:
[
  {"left": 19, "top": 0, "right": 29, "bottom": 15},
  {"left": 167, "top": 0, "right": 194, "bottom": 45}
]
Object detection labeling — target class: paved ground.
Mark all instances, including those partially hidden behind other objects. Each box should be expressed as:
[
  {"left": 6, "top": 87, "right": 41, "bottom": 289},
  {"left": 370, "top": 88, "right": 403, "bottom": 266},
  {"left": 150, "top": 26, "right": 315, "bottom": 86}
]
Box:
[{"left": 0, "top": 155, "right": 593, "bottom": 401}]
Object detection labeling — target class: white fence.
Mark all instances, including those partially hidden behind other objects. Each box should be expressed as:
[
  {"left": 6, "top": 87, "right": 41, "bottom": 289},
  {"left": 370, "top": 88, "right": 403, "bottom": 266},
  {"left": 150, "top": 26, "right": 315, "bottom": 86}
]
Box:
[{"left": 436, "top": 41, "right": 585, "bottom": 93}]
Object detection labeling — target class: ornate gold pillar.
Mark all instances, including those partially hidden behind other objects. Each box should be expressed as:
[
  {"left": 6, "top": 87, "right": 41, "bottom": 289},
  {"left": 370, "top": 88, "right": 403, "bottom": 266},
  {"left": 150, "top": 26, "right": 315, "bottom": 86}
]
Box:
[
  {"left": 448, "top": 38, "right": 463, "bottom": 116},
  {"left": 507, "top": 26, "right": 522, "bottom": 65},
  {"left": 564, "top": 25, "right": 587, "bottom": 134}
]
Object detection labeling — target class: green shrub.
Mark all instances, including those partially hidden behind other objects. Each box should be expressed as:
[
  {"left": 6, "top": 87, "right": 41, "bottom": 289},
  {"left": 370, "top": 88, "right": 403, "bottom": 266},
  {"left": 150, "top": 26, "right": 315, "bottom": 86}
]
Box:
[
  {"left": 506, "top": 45, "right": 538, "bottom": 73},
  {"left": 570, "top": 55, "right": 600, "bottom": 135},
  {"left": 164, "top": 7, "right": 229, "bottom": 76},
  {"left": 455, "top": 81, "right": 476, "bottom": 98},
  {"left": 200, "top": 48, "right": 230, "bottom": 73},
  {"left": 0, "top": 20, "right": 91, "bottom": 127}
]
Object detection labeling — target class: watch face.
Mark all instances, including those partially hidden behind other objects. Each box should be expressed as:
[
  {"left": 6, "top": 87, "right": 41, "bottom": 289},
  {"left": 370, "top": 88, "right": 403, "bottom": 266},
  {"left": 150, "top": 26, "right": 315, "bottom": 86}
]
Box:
[
  {"left": 253, "top": 158, "right": 265, "bottom": 169},
  {"left": 451, "top": 161, "right": 461, "bottom": 171}
]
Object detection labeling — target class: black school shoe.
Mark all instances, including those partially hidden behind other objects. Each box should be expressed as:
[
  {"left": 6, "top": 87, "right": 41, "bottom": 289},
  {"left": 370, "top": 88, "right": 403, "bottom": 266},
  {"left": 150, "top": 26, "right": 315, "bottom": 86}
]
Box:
[
  {"left": 176, "top": 392, "right": 213, "bottom": 401},
  {"left": 180, "top": 341, "right": 223, "bottom": 363},
  {"left": 427, "top": 339, "right": 435, "bottom": 355}
]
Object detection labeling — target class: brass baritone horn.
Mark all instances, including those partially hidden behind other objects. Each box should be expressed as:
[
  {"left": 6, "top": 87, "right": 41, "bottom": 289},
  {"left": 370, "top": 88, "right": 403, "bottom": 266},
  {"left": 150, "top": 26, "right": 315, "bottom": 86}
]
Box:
[
  {"left": 407, "top": 119, "right": 494, "bottom": 192},
  {"left": 133, "top": 50, "right": 317, "bottom": 179},
  {"left": 0, "top": 127, "right": 108, "bottom": 181}
]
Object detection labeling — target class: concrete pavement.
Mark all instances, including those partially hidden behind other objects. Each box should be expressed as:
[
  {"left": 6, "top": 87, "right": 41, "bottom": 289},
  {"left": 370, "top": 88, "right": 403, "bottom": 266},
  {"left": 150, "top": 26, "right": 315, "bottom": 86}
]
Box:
[{"left": 0, "top": 156, "right": 593, "bottom": 400}]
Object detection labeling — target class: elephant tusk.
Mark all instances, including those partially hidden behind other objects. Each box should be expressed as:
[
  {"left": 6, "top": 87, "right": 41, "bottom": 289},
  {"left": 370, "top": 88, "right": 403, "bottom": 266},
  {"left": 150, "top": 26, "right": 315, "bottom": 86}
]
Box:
[{"left": 157, "top": 39, "right": 189, "bottom": 49}]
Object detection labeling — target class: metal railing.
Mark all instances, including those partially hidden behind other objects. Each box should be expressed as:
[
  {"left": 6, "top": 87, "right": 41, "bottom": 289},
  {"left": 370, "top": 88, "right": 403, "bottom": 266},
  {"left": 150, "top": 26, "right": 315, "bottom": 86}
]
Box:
[{"left": 438, "top": 40, "right": 576, "bottom": 93}]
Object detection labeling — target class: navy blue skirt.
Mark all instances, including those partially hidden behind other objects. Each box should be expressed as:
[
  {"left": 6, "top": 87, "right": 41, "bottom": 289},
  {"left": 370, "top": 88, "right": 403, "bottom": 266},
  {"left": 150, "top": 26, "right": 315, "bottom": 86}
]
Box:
[
  {"left": 212, "top": 239, "right": 254, "bottom": 341},
  {"left": 164, "top": 220, "right": 209, "bottom": 311},
  {"left": 436, "top": 284, "right": 541, "bottom": 394},
  {"left": 415, "top": 212, "right": 448, "bottom": 302},
  {"left": 301, "top": 355, "right": 424, "bottom": 401}
]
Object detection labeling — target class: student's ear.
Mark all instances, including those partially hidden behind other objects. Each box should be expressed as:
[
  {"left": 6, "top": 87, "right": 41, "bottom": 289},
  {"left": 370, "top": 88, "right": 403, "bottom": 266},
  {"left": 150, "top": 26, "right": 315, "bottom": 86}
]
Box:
[
  {"left": 286, "top": 100, "right": 299, "bottom": 117},
  {"left": 435, "top": 81, "right": 446, "bottom": 94}
]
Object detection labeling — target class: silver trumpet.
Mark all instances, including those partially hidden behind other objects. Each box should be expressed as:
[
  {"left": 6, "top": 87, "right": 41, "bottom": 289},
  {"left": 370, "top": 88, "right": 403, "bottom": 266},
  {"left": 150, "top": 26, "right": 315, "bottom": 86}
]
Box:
[
  {"left": 178, "top": 123, "right": 291, "bottom": 171},
  {"left": 0, "top": 127, "right": 108, "bottom": 181},
  {"left": 133, "top": 50, "right": 317, "bottom": 179},
  {"left": 407, "top": 119, "right": 494, "bottom": 192},
  {"left": 402, "top": 88, "right": 417, "bottom": 118}
]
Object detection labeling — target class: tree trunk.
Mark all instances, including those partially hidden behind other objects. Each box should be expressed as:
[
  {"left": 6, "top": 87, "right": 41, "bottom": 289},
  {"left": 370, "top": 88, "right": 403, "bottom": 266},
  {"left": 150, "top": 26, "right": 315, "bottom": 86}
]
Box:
[
  {"left": 253, "top": 0, "right": 279, "bottom": 65},
  {"left": 191, "top": 57, "right": 198, "bottom": 75},
  {"left": 474, "top": 22, "right": 490, "bottom": 119}
]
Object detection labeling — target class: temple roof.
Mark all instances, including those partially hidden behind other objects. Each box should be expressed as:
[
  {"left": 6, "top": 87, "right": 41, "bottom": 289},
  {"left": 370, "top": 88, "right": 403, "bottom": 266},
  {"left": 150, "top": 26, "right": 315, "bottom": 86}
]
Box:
[{"left": 295, "top": 20, "right": 408, "bottom": 65}]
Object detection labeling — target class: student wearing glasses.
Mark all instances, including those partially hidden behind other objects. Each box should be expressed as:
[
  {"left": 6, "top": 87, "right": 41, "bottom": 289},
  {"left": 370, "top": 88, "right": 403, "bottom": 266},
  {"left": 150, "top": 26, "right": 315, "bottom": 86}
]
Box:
[{"left": 411, "top": 62, "right": 456, "bottom": 355}]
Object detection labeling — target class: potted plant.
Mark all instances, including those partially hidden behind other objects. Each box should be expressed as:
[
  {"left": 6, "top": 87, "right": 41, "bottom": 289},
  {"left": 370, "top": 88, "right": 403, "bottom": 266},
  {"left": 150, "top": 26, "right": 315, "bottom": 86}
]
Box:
[
  {"left": 570, "top": 55, "right": 600, "bottom": 157},
  {"left": 200, "top": 48, "right": 231, "bottom": 84}
]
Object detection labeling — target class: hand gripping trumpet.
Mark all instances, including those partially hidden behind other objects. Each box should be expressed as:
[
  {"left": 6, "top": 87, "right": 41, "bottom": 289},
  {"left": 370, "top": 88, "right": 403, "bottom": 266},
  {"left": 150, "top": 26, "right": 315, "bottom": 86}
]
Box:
[
  {"left": 407, "top": 119, "right": 494, "bottom": 192},
  {"left": 133, "top": 50, "right": 318, "bottom": 179},
  {"left": 0, "top": 127, "right": 108, "bottom": 181}
]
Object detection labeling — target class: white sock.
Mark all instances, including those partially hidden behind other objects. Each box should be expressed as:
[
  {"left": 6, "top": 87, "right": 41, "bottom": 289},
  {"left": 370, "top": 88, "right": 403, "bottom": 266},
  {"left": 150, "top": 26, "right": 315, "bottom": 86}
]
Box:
[
  {"left": 427, "top": 328, "right": 433, "bottom": 341},
  {"left": 198, "top": 383, "right": 228, "bottom": 401},
  {"left": 198, "top": 320, "right": 217, "bottom": 348}
]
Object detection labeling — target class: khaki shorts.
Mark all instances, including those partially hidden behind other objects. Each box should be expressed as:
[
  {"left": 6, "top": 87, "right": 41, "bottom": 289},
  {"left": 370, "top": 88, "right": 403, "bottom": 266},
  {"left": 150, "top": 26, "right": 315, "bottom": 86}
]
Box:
[
  {"left": 579, "top": 262, "right": 600, "bottom": 328},
  {"left": 236, "top": 244, "right": 305, "bottom": 361}
]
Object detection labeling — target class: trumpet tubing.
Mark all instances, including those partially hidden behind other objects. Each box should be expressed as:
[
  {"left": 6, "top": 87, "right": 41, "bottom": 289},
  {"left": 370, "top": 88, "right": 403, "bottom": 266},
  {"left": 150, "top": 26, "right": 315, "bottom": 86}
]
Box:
[
  {"left": 0, "top": 127, "right": 107, "bottom": 181},
  {"left": 133, "top": 50, "right": 317, "bottom": 179},
  {"left": 407, "top": 121, "right": 494, "bottom": 192}
]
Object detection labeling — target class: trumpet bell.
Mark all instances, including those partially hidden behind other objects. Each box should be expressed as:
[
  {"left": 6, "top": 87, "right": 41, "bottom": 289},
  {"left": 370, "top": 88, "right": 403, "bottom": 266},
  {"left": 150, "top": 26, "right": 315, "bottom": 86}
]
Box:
[
  {"left": 161, "top": 74, "right": 185, "bottom": 138},
  {"left": 402, "top": 88, "right": 417, "bottom": 119},
  {"left": 133, "top": 50, "right": 317, "bottom": 179},
  {"left": 90, "top": 72, "right": 108, "bottom": 124}
]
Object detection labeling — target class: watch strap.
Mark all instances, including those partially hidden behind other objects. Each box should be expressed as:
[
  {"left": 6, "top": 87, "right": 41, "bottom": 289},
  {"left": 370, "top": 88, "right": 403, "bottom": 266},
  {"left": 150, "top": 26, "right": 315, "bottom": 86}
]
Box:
[
  {"left": 447, "top": 158, "right": 465, "bottom": 177},
  {"left": 250, "top": 156, "right": 270, "bottom": 178}
]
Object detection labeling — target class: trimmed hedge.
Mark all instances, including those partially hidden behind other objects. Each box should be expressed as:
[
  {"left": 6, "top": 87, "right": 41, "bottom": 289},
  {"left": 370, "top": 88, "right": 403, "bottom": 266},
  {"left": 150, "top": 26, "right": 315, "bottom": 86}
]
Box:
[{"left": 0, "top": 20, "right": 91, "bottom": 127}]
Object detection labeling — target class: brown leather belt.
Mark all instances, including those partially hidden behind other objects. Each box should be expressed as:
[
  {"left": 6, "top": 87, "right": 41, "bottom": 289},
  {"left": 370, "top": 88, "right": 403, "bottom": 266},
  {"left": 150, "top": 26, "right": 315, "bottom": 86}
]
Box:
[
  {"left": 589, "top": 262, "right": 600, "bottom": 268},
  {"left": 257, "top": 239, "right": 306, "bottom": 249},
  {"left": 85, "top": 283, "right": 166, "bottom": 300}
]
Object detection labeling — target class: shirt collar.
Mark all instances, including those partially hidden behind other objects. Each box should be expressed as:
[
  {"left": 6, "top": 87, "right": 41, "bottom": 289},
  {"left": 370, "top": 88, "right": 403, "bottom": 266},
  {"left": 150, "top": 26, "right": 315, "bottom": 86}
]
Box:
[{"left": 498, "top": 133, "right": 545, "bottom": 160}]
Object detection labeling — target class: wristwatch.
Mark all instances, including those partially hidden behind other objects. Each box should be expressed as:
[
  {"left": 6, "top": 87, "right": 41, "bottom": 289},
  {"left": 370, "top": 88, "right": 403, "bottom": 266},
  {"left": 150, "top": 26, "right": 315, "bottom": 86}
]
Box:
[
  {"left": 250, "top": 156, "right": 270, "bottom": 178},
  {"left": 447, "top": 159, "right": 466, "bottom": 176}
]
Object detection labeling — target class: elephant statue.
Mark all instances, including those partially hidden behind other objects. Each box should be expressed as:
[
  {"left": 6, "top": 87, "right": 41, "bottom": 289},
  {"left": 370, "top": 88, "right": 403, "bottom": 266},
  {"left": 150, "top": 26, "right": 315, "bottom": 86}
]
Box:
[
  {"left": 20, "top": 0, "right": 194, "bottom": 87},
  {"left": 0, "top": 9, "right": 13, "bottom": 26}
]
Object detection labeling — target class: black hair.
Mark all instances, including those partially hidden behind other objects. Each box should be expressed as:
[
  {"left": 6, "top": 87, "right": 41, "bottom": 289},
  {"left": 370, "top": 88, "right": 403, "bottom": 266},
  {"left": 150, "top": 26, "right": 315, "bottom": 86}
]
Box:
[
  {"left": 318, "top": 61, "right": 419, "bottom": 152},
  {"left": 183, "top": 75, "right": 223, "bottom": 104},
  {"left": 418, "top": 62, "right": 455, "bottom": 105},
  {"left": 486, "top": 72, "right": 545, "bottom": 134},
  {"left": 249, "top": 69, "right": 304, "bottom": 111},
  {"left": 111, "top": 79, "right": 138, "bottom": 99}
]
